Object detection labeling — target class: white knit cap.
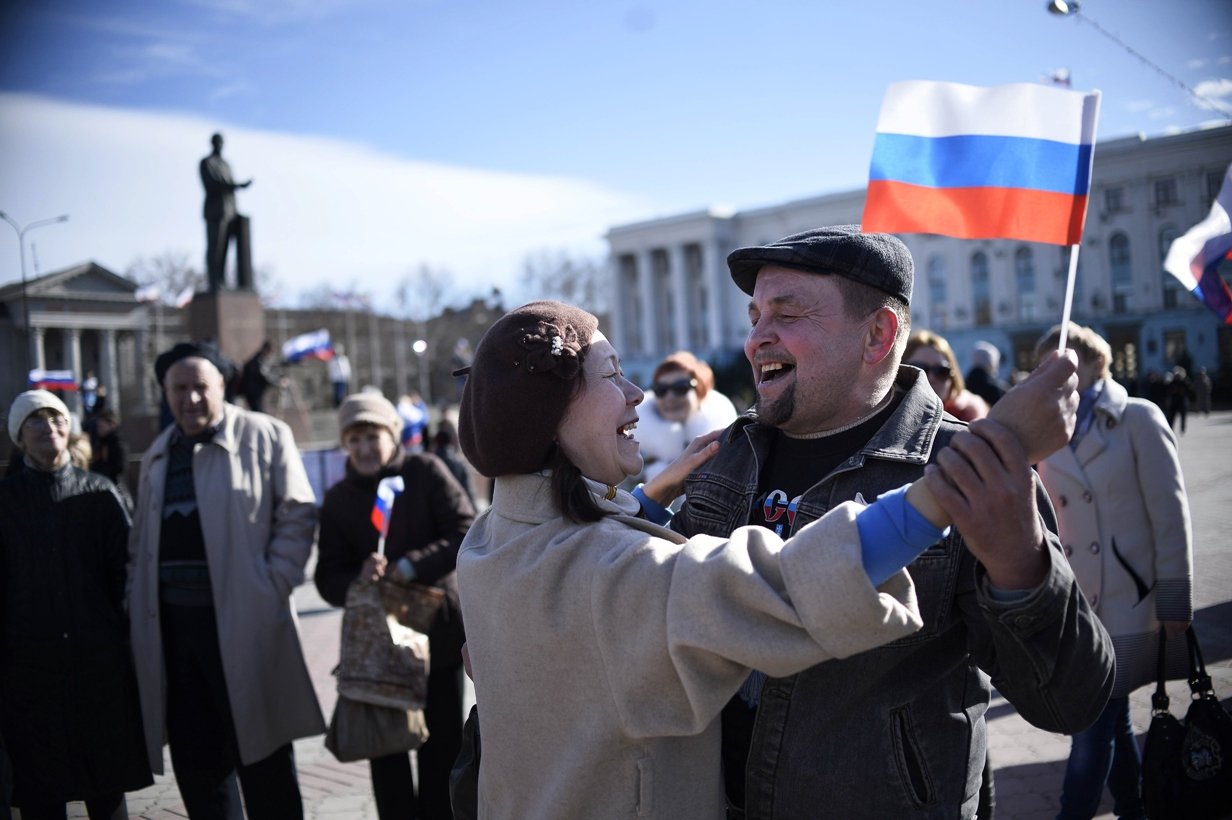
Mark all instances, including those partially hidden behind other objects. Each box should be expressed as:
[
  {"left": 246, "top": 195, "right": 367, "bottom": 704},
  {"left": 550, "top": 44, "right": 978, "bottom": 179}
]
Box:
[{"left": 7, "top": 389, "right": 71, "bottom": 444}]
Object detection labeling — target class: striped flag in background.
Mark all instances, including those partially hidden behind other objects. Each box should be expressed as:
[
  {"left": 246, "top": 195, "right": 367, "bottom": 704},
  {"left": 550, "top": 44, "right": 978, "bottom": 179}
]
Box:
[
  {"left": 1164, "top": 163, "right": 1232, "bottom": 325},
  {"left": 862, "top": 80, "right": 1101, "bottom": 246}
]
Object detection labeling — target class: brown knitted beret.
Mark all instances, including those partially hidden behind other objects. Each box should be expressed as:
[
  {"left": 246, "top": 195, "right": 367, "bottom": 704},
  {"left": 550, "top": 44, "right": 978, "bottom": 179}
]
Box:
[{"left": 457, "top": 301, "right": 598, "bottom": 478}]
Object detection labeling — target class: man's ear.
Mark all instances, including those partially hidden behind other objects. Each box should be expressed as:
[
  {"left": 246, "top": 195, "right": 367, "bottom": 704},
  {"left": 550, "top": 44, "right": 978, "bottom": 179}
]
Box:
[{"left": 864, "top": 308, "right": 899, "bottom": 366}]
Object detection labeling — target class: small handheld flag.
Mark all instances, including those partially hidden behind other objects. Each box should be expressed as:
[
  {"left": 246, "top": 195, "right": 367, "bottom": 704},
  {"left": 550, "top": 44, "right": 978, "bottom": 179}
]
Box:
[
  {"left": 371, "top": 475, "right": 405, "bottom": 556},
  {"left": 1164, "top": 163, "right": 1232, "bottom": 325},
  {"left": 863, "top": 80, "right": 1100, "bottom": 245}
]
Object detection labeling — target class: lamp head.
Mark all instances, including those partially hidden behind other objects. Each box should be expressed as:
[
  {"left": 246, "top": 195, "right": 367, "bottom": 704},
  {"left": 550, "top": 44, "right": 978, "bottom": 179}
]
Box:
[{"left": 1047, "top": 0, "right": 1078, "bottom": 14}]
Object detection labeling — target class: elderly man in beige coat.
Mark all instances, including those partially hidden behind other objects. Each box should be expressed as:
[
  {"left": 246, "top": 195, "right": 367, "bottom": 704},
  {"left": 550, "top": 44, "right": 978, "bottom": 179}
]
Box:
[{"left": 128, "top": 341, "right": 323, "bottom": 820}]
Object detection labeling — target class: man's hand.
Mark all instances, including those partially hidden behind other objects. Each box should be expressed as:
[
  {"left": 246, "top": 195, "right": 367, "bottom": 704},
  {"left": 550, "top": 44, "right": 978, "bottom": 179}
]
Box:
[
  {"left": 987, "top": 349, "right": 1078, "bottom": 464},
  {"left": 924, "top": 419, "right": 1048, "bottom": 589},
  {"left": 640, "top": 429, "right": 722, "bottom": 507}
]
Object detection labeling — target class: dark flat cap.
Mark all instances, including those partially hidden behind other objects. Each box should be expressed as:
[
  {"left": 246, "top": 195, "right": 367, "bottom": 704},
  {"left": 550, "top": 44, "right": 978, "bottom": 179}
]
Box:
[
  {"left": 728, "top": 225, "right": 913, "bottom": 304},
  {"left": 154, "top": 341, "right": 236, "bottom": 385},
  {"left": 458, "top": 301, "right": 598, "bottom": 478}
]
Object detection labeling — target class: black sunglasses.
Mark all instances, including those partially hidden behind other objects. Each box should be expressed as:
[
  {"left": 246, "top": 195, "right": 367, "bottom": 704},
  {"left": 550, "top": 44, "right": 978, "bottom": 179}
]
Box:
[
  {"left": 908, "top": 362, "right": 953, "bottom": 379},
  {"left": 652, "top": 378, "right": 697, "bottom": 398}
]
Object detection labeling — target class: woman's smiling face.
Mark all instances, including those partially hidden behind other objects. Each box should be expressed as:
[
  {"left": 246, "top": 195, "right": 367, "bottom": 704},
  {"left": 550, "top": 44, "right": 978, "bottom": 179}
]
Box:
[{"left": 556, "top": 330, "right": 645, "bottom": 486}]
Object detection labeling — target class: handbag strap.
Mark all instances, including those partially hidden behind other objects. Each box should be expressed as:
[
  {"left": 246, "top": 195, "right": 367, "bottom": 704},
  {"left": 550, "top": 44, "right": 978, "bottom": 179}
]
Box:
[
  {"left": 1152, "top": 628, "right": 1170, "bottom": 715},
  {"left": 1185, "top": 627, "right": 1215, "bottom": 698}
]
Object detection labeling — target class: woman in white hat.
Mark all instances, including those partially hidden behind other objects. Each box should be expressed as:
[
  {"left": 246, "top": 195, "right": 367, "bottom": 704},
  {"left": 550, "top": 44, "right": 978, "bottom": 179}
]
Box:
[{"left": 0, "top": 390, "right": 150, "bottom": 818}]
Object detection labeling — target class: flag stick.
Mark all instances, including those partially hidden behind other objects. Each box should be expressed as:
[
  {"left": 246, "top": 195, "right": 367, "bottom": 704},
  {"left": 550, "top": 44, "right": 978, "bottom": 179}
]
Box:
[
  {"left": 1057, "top": 244, "right": 1082, "bottom": 352},
  {"left": 377, "top": 533, "right": 387, "bottom": 559}
]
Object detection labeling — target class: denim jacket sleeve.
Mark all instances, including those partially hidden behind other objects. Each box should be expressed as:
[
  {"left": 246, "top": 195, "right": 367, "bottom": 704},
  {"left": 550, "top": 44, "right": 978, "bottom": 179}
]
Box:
[{"left": 960, "top": 476, "right": 1114, "bottom": 734}]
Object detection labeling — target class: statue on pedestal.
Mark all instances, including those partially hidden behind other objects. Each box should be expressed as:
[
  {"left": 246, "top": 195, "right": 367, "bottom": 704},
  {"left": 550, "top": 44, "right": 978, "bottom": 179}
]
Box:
[{"left": 200, "top": 133, "right": 253, "bottom": 292}]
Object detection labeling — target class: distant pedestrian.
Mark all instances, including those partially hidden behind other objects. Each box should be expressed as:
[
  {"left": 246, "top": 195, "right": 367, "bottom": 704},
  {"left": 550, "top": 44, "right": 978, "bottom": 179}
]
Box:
[
  {"left": 240, "top": 340, "right": 280, "bottom": 413},
  {"left": 1164, "top": 366, "right": 1191, "bottom": 434},
  {"left": 1193, "top": 366, "right": 1212, "bottom": 416},
  {"left": 1, "top": 390, "right": 151, "bottom": 819},
  {"left": 329, "top": 345, "right": 353, "bottom": 408},
  {"left": 965, "top": 340, "right": 1009, "bottom": 406},
  {"left": 81, "top": 370, "right": 99, "bottom": 414}
]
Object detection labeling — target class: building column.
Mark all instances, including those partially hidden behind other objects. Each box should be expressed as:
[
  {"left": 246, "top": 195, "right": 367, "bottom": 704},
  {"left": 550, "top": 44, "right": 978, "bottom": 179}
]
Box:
[
  {"left": 701, "top": 241, "right": 725, "bottom": 350},
  {"left": 101, "top": 328, "right": 119, "bottom": 416},
  {"left": 135, "top": 327, "right": 155, "bottom": 410},
  {"left": 668, "top": 244, "right": 690, "bottom": 351},
  {"left": 29, "top": 326, "right": 46, "bottom": 373},
  {"left": 608, "top": 256, "right": 628, "bottom": 358},
  {"left": 368, "top": 311, "right": 382, "bottom": 394},
  {"left": 638, "top": 250, "right": 656, "bottom": 357},
  {"left": 67, "top": 327, "right": 83, "bottom": 416}
]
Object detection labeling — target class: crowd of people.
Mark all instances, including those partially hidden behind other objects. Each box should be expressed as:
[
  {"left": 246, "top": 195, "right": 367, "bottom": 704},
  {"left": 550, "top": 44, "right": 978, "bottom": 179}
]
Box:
[{"left": 0, "top": 222, "right": 1203, "bottom": 820}]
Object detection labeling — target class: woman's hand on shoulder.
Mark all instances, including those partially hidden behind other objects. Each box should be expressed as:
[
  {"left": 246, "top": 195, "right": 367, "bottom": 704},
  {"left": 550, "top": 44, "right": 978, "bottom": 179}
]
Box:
[{"left": 641, "top": 429, "right": 722, "bottom": 507}]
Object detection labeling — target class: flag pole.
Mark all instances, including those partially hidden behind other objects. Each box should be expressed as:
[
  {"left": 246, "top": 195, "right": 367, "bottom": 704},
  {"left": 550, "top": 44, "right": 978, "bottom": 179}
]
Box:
[{"left": 1057, "top": 243, "right": 1081, "bottom": 352}]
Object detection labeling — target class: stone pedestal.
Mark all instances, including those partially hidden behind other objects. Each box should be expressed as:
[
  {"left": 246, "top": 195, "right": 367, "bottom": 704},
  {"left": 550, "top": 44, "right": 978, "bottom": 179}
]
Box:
[{"left": 186, "top": 289, "right": 266, "bottom": 366}]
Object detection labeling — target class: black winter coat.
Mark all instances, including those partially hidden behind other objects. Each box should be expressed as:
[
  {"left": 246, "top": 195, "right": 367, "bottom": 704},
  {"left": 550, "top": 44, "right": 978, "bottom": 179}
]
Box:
[
  {"left": 315, "top": 450, "right": 476, "bottom": 666},
  {"left": 0, "top": 463, "right": 151, "bottom": 804}
]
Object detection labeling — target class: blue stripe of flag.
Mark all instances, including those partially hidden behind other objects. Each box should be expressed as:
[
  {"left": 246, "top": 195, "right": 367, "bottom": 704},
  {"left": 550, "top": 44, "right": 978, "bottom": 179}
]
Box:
[{"left": 869, "top": 133, "right": 1093, "bottom": 195}]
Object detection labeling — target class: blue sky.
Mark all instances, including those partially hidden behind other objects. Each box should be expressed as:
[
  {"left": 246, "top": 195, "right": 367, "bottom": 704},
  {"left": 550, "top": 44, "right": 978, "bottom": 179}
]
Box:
[{"left": 1, "top": 0, "right": 1229, "bottom": 308}]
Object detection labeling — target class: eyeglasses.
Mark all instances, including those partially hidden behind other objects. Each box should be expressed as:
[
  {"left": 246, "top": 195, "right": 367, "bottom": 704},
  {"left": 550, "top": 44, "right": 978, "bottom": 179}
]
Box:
[
  {"left": 907, "top": 362, "right": 953, "bottom": 379},
  {"left": 652, "top": 378, "right": 697, "bottom": 398}
]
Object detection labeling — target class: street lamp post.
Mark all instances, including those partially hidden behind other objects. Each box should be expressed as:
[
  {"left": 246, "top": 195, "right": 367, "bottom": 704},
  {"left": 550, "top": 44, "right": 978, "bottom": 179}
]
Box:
[
  {"left": 0, "top": 210, "right": 70, "bottom": 372},
  {"left": 412, "top": 338, "right": 430, "bottom": 403}
]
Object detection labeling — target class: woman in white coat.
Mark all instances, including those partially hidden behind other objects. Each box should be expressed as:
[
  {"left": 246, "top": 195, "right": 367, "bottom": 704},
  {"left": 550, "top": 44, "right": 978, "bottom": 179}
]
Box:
[
  {"left": 1035, "top": 325, "right": 1193, "bottom": 820},
  {"left": 451, "top": 301, "right": 1079, "bottom": 819}
]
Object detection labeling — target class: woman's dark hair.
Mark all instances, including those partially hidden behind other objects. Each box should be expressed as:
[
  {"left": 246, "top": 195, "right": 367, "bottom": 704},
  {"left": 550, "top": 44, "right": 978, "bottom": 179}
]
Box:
[
  {"left": 546, "top": 358, "right": 608, "bottom": 523},
  {"left": 548, "top": 446, "right": 607, "bottom": 523}
]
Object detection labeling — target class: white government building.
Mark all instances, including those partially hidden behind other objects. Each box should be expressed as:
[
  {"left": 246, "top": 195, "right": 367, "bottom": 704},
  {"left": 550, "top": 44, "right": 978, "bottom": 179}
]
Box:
[{"left": 605, "top": 123, "right": 1232, "bottom": 394}]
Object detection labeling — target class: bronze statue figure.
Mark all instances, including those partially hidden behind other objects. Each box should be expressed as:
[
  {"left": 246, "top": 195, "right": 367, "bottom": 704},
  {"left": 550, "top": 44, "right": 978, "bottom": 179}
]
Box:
[{"left": 200, "top": 133, "right": 252, "bottom": 292}]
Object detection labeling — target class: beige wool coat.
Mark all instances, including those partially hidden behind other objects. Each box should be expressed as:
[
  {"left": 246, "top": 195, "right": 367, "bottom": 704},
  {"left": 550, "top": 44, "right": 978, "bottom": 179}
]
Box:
[
  {"left": 457, "top": 473, "right": 924, "bottom": 819},
  {"left": 128, "top": 405, "right": 325, "bottom": 772},
  {"left": 1038, "top": 378, "right": 1193, "bottom": 697}
]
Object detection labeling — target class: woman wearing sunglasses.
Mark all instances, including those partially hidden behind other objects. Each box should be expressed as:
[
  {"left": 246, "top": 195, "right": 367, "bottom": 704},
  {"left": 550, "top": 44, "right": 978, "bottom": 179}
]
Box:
[
  {"left": 904, "top": 330, "right": 990, "bottom": 423},
  {"left": 635, "top": 350, "right": 737, "bottom": 485}
]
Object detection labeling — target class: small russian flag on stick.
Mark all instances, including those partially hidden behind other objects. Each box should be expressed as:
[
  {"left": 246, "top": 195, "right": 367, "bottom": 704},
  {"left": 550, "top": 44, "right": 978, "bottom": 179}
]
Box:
[{"left": 370, "top": 476, "right": 405, "bottom": 557}]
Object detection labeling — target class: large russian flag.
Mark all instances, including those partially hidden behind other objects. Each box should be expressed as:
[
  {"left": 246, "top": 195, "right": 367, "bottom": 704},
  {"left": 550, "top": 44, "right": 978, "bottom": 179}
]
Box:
[
  {"left": 1163, "top": 163, "right": 1232, "bottom": 325},
  {"left": 281, "top": 329, "right": 335, "bottom": 364},
  {"left": 863, "top": 81, "right": 1101, "bottom": 246}
]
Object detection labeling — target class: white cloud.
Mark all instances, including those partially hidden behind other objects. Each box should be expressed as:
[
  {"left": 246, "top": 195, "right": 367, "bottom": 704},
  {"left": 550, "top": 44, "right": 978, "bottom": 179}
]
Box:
[
  {"left": 0, "top": 93, "right": 649, "bottom": 308},
  {"left": 1189, "top": 59, "right": 1208, "bottom": 69},
  {"left": 1192, "top": 78, "right": 1232, "bottom": 112}
]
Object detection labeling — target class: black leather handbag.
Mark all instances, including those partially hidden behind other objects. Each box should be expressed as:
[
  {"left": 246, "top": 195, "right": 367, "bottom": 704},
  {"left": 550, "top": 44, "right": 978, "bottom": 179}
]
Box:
[{"left": 1141, "top": 627, "right": 1232, "bottom": 819}]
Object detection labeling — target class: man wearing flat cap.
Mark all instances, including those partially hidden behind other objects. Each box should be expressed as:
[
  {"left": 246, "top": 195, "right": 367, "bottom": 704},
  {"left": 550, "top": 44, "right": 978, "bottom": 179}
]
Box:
[
  {"left": 670, "top": 226, "right": 1113, "bottom": 818},
  {"left": 127, "top": 341, "right": 323, "bottom": 818}
]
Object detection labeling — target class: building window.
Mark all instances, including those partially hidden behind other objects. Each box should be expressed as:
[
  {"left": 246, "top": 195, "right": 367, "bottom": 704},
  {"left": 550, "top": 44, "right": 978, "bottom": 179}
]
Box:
[
  {"left": 1015, "top": 246, "right": 1037, "bottom": 321},
  {"left": 1110, "top": 232, "right": 1132, "bottom": 312},
  {"left": 1208, "top": 171, "right": 1225, "bottom": 205},
  {"left": 1154, "top": 178, "right": 1179, "bottom": 208},
  {"left": 927, "top": 255, "right": 947, "bottom": 328},
  {"left": 1104, "top": 187, "right": 1125, "bottom": 213},
  {"left": 971, "top": 251, "right": 991, "bottom": 326},
  {"left": 1159, "top": 226, "right": 1183, "bottom": 309}
]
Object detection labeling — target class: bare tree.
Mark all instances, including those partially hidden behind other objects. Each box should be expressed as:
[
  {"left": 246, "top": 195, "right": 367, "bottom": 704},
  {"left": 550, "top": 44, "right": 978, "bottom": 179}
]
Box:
[
  {"left": 518, "top": 249, "right": 607, "bottom": 313},
  {"left": 396, "top": 263, "right": 453, "bottom": 322},
  {"left": 126, "top": 251, "right": 204, "bottom": 304}
]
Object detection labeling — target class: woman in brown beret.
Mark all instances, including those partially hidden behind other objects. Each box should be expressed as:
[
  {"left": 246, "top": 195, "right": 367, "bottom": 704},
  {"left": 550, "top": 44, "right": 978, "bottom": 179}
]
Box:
[
  {"left": 452, "top": 301, "right": 1011, "bottom": 818},
  {"left": 314, "top": 392, "right": 476, "bottom": 819}
]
